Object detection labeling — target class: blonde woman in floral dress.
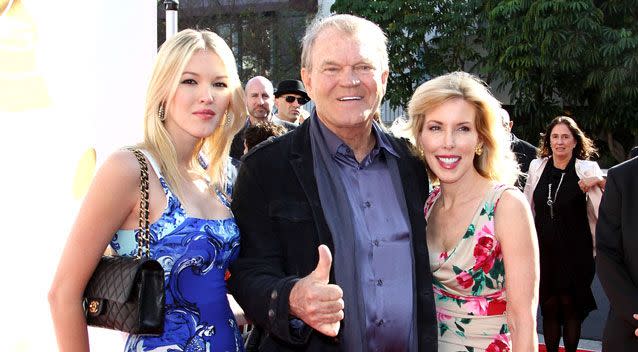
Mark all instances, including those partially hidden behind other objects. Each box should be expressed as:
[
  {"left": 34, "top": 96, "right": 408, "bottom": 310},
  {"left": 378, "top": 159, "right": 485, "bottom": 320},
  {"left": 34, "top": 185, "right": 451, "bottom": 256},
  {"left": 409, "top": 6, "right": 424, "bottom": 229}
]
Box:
[{"left": 408, "top": 72, "right": 539, "bottom": 351}]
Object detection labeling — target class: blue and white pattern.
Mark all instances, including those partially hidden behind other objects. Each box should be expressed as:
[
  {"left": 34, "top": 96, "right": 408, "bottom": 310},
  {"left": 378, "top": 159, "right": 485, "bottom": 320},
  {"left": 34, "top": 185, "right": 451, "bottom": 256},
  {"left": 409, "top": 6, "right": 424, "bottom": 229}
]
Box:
[{"left": 111, "top": 153, "right": 243, "bottom": 352}]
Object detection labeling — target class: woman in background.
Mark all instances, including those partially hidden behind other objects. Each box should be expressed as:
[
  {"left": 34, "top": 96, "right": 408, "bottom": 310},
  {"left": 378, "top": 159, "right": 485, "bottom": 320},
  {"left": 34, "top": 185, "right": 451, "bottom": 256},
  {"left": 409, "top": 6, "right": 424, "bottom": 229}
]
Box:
[
  {"left": 524, "top": 116, "right": 604, "bottom": 352},
  {"left": 409, "top": 71, "right": 539, "bottom": 351},
  {"left": 49, "top": 29, "right": 246, "bottom": 351}
]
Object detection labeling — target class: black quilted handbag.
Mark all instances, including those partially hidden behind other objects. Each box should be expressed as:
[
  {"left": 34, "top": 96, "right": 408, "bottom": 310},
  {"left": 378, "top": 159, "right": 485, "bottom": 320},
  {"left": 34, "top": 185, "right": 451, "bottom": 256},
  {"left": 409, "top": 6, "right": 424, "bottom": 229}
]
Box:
[{"left": 83, "top": 149, "right": 165, "bottom": 335}]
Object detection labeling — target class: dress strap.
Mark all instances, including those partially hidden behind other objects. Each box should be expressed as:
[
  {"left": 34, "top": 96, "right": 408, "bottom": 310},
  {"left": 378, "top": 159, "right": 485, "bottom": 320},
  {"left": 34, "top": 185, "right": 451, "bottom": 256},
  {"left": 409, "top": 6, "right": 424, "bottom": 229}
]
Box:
[
  {"left": 136, "top": 149, "right": 171, "bottom": 196},
  {"left": 424, "top": 187, "right": 442, "bottom": 221},
  {"left": 490, "top": 183, "right": 518, "bottom": 209},
  {"left": 214, "top": 187, "right": 232, "bottom": 209}
]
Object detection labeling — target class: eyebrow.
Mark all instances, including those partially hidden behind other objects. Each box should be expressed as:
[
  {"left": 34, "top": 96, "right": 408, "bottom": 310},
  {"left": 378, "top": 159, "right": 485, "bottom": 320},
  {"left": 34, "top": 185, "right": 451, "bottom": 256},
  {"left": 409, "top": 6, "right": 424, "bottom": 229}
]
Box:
[
  {"left": 319, "top": 59, "right": 374, "bottom": 67},
  {"left": 426, "top": 119, "right": 472, "bottom": 125},
  {"left": 182, "top": 71, "right": 228, "bottom": 80}
]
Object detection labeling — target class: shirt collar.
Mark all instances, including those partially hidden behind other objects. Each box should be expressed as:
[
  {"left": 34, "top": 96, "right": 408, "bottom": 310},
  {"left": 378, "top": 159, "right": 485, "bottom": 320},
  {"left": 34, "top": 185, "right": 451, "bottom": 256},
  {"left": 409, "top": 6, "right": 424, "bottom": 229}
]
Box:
[{"left": 312, "top": 111, "right": 399, "bottom": 159}]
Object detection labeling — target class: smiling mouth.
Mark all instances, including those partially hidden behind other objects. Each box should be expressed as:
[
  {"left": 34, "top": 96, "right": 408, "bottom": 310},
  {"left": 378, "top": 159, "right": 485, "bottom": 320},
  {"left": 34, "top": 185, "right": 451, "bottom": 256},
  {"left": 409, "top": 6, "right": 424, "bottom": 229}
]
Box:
[
  {"left": 338, "top": 96, "right": 362, "bottom": 101},
  {"left": 436, "top": 156, "right": 461, "bottom": 169},
  {"left": 438, "top": 156, "right": 460, "bottom": 164}
]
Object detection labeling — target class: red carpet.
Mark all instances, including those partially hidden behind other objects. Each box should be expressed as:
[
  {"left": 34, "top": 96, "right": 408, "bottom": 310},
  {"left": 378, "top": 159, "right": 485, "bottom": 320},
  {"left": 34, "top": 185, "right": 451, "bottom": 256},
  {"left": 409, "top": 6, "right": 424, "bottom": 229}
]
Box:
[{"left": 538, "top": 344, "right": 595, "bottom": 352}]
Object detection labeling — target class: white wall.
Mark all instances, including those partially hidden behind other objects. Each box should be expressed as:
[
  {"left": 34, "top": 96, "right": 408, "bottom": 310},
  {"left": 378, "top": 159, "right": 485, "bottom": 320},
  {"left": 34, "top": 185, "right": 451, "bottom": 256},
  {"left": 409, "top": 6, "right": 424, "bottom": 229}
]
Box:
[{"left": 0, "top": 1, "right": 156, "bottom": 350}]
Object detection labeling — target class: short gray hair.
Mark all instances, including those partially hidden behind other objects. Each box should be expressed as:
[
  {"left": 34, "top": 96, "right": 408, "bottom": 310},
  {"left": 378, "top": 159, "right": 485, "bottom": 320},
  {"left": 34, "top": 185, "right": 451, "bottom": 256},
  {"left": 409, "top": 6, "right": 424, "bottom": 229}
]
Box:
[{"left": 301, "top": 14, "right": 389, "bottom": 72}]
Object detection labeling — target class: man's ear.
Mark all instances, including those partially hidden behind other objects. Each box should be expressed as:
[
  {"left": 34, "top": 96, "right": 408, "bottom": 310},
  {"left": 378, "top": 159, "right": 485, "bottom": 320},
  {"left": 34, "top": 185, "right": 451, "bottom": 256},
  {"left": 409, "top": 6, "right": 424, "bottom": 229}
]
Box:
[
  {"left": 381, "top": 69, "right": 389, "bottom": 95},
  {"left": 301, "top": 68, "right": 313, "bottom": 100}
]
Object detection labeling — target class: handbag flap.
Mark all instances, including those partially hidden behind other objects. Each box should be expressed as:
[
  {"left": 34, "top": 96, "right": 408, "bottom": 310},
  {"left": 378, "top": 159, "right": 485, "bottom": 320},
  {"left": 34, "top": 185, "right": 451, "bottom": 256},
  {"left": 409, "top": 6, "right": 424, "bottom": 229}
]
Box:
[{"left": 84, "top": 256, "right": 163, "bottom": 303}]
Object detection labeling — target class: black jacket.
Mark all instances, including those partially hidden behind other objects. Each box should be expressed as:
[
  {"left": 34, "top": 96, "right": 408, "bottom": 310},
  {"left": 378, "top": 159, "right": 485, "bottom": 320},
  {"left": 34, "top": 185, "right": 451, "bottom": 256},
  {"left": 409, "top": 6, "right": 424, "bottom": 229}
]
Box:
[
  {"left": 596, "top": 157, "right": 638, "bottom": 352},
  {"left": 511, "top": 133, "right": 538, "bottom": 190},
  {"left": 228, "top": 119, "right": 437, "bottom": 351},
  {"left": 230, "top": 117, "right": 297, "bottom": 160}
]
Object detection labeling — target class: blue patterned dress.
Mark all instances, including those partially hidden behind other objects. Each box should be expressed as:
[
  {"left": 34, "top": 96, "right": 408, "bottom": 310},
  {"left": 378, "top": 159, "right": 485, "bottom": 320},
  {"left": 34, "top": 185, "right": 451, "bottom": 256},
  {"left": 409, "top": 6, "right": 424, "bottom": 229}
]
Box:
[{"left": 110, "top": 151, "right": 244, "bottom": 352}]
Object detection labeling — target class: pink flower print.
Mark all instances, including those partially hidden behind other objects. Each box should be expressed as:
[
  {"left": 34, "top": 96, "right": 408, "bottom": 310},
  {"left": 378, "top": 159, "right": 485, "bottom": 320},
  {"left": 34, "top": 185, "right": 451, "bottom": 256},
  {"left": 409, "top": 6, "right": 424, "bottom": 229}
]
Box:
[
  {"left": 463, "top": 297, "right": 488, "bottom": 315},
  {"left": 436, "top": 308, "right": 452, "bottom": 322},
  {"left": 473, "top": 223, "right": 501, "bottom": 273},
  {"left": 478, "top": 222, "right": 495, "bottom": 237},
  {"left": 486, "top": 334, "right": 511, "bottom": 352},
  {"left": 473, "top": 236, "right": 497, "bottom": 273},
  {"left": 439, "top": 251, "right": 449, "bottom": 261},
  {"left": 424, "top": 187, "right": 440, "bottom": 217},
  {"left": 455, "top": 271, "right": 474, "bottom": 289}
]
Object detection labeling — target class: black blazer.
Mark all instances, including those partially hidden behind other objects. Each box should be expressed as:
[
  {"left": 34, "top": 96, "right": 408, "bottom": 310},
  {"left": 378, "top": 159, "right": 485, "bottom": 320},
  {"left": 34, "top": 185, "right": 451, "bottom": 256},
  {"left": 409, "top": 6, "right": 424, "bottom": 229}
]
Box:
[
  {"left": 596, "top": 157, "right": 638, "bottom": 351},
  {"left": 228, "top": 120, "right": 437, "bottom": 351},
  {"left": 511, "top": 133, "right": 537, "bottom": 190},
  {"left": 511, "top": 133, "right": 537, "bottom": 174}
]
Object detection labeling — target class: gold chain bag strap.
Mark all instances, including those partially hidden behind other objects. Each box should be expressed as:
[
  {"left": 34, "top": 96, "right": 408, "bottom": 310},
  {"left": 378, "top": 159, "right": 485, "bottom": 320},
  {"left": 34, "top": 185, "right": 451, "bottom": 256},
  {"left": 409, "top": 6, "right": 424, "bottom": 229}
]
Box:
[{"left": 83, "top": 148, "right": 165, "bottom": 335}]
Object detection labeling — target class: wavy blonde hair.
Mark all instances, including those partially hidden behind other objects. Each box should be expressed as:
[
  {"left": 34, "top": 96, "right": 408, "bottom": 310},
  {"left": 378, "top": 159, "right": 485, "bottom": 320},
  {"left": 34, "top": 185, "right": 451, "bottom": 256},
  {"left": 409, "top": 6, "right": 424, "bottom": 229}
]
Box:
[
  {"left": 139, "top": 29, "right": 245, "bottom": 198},
  {"left": 408, "top": 71, "right": 519, "bottom": 185}
]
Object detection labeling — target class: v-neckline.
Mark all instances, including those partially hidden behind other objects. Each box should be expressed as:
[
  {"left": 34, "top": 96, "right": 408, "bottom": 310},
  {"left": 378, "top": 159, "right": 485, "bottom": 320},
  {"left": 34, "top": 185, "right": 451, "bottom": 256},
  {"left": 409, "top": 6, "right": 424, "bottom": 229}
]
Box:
[{"left": 427, "top": 185, "right": 494, "bottom": 269}]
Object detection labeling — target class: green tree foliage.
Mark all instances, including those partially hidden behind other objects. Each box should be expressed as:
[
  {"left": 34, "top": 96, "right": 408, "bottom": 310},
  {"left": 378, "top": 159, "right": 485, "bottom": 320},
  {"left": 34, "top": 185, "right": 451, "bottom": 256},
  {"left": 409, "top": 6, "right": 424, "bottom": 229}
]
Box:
[
  {"left": 485, "top": 0, "right": 638, "bottom": 162},
  {"left": 332, "top": 0, "right": 637, "bottom": 162},
  {"left": 331, "top": 0, "right": 484, "bottom": 108}
]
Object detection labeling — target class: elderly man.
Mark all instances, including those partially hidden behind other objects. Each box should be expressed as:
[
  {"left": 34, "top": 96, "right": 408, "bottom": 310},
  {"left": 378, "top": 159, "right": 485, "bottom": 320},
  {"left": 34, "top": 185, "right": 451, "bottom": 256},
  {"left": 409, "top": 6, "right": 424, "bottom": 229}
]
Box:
[
  {"left": 228, "top": 14, "right": 437, "bottom": 351},
  {"left": 274, "top": 79, "right": 310, "bottom": 125},
  {"left": 229, "top": 76, "right": 295, "bottom": 160}
]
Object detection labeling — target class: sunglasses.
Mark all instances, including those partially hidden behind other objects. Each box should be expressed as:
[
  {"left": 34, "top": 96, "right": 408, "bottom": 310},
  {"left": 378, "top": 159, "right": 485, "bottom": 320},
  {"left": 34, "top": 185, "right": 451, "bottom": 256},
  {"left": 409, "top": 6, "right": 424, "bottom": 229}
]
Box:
[{"left": 284, "top": 96, "right": 309, "bottom": 105}]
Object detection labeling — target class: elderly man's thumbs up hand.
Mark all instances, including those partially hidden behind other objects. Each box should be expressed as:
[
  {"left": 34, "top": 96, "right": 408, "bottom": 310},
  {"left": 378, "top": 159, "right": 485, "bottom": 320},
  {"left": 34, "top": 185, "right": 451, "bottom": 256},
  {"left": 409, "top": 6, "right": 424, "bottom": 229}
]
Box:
[{"left": 289, "top": 245, "right": 344, "bottom": 337}]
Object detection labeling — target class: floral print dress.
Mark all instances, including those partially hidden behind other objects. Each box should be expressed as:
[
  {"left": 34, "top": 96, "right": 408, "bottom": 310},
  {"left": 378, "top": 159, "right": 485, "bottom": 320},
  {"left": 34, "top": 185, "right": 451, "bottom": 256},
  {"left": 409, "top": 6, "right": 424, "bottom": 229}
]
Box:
[{"left": 425, "top": 184, "right": 515, "bottom": 352}]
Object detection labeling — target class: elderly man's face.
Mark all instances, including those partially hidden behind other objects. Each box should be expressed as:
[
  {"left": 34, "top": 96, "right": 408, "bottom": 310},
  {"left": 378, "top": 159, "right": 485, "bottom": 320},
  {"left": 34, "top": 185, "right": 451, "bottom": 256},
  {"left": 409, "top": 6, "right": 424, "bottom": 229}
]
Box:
[{"left": 301, "top": 28, "right": 388, "bottom": 134}]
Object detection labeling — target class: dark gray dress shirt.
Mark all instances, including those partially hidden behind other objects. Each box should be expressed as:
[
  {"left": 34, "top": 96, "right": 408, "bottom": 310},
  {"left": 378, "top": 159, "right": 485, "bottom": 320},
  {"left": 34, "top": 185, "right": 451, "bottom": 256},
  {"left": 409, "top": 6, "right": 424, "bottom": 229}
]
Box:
[{"left": 316, "top": 120, "right": 415, "bottom": 351}]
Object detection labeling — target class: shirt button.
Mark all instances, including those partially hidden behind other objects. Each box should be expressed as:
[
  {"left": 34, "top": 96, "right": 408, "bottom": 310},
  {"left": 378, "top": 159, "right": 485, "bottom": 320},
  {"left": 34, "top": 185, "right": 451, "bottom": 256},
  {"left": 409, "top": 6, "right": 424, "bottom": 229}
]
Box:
[
  {"left": 377, "top": 279, "right": 383, "bottom": 286},
  {"left": 268, "top": 309, "right": 275, "bottom": 319},
  {"left": 364, "top": 201, "right": 371, "bottom": 208},
  {"left": 271, "top": 290, "right": 278, "bottom": 300},
  {"left": 373, "top": 240, "right": 379, "bottom": 247},
  {"left": 377, "top": 319, "right": 384, "bottom": 326}
]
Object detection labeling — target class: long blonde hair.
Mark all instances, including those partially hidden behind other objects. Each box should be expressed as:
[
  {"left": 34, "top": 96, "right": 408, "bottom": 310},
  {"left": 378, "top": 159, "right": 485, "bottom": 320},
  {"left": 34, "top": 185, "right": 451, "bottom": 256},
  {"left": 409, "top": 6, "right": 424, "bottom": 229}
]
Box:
[
  {"left": 140, "top": 29, "right": 245, "bottom": 198},
  {"left": 408, "top": 71, "right": 520, "bottom": 185}
]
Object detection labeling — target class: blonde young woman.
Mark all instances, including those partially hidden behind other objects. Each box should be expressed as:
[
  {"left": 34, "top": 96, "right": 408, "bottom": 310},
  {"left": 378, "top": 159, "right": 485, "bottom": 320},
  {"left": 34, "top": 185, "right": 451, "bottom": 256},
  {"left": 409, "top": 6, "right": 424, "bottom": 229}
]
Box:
[
  {"left": 49, "top": 29, "right": 246, "bottom": 351},
  {"left": 409, "top": 72, "right": 539, "bottom": 351}
]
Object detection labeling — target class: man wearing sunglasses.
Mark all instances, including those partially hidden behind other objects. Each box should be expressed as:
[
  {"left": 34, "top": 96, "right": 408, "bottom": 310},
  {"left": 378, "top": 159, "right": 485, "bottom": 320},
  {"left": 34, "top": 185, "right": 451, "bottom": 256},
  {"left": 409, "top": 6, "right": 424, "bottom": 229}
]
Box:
[
  {"left": 274, "top": 79, "right": 311, "bottom": 125},
  {"left": 229, "top": 76, "right": 296, "bottom": 161}
]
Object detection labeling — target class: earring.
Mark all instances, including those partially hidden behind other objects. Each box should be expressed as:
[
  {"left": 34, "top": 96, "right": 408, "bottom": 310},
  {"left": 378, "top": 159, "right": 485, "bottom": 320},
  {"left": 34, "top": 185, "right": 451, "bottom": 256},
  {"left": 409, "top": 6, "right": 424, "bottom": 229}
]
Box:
[
  {"left": 158, "top": 104, "right": 166, "bottom": 121},
  {"left": 475, "top": 144, "right": 483, "bottom": 156},
  {"left": 224, "top": 113, "right": 231, "bottom": 127}
]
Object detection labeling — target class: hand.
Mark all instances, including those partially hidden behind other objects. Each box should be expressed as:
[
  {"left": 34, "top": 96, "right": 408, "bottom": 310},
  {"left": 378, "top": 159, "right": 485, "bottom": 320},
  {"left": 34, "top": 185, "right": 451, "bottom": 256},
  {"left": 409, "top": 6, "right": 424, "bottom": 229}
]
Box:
[
  {"left": 578, "top": 176, "right": 604, "bottom": 193},
  {"left": 289, "top": 245, "right": 344, "bottom": 337},
  {"left": 634, "top": 314, "right": 638, "bottom": 336}
]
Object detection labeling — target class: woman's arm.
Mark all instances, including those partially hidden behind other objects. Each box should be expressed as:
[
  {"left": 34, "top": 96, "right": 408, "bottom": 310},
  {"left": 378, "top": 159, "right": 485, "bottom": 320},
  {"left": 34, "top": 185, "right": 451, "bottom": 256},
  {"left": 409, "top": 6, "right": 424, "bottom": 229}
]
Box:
[
  {"left": 578, "top": 176, "right": 605, "bottom": 193},
  {"left": 577, "top": 160, "right": 606, "bottom": 193},
  {"left": 48, "top": 151, "right": 141, "bottom": 352},
  {"left": 227, "top": 294, "right": 248, "bottom": 326},
  {"left": 495, "top": 189, "right": 539, "bottom": 351}
]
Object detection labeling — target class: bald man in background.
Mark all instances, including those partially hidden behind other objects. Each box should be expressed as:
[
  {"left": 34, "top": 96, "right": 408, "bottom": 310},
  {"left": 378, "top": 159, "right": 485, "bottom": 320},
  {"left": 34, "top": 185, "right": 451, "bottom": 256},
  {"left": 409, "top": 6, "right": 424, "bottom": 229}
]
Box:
[{"left": 230, "top": 76, "right": 295, "bottom": 160}]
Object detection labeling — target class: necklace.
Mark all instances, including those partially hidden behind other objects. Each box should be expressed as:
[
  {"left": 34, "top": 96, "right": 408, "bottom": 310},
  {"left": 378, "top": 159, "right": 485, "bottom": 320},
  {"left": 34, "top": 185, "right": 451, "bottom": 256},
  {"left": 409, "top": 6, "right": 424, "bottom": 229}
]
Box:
[{"left": 546, "top": 172, "right": 565, "bottom": 219}]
